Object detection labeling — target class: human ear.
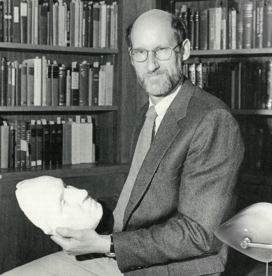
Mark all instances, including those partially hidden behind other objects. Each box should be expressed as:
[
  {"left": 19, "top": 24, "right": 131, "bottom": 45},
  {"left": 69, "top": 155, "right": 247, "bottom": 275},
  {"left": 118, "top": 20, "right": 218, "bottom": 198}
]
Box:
[{"left": 182, "top": 39, "right": 190, "bottom": 61}]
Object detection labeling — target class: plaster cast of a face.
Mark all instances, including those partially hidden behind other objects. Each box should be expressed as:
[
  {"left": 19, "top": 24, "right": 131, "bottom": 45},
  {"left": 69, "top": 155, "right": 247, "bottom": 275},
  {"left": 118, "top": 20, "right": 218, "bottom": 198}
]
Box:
[{"left": 15, "top": 176, "right": 103, "bottom": 235}]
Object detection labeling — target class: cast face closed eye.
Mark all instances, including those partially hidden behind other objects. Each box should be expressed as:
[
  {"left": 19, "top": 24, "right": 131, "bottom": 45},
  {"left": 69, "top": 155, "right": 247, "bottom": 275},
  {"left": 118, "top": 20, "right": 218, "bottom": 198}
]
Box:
[{"left": 15, "top": 176, "right": 103, "bottom": 235}]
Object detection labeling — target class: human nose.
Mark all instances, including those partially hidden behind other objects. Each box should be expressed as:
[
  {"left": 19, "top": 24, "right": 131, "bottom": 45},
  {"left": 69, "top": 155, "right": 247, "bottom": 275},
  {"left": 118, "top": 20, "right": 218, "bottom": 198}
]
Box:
[{"left": 146, "top": 51, "right": 159, "bottom": 72}]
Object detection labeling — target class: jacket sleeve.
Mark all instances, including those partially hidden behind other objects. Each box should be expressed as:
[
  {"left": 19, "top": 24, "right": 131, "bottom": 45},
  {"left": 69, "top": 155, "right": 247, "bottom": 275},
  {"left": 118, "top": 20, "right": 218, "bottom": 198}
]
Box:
[{"left": 112, "top": 109, "right": 244, "bottom": 273}]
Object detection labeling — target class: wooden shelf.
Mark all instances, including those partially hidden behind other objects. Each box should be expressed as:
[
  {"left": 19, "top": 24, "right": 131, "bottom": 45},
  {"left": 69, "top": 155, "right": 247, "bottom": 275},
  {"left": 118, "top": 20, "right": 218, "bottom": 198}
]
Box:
[
  {"left": 0, "top": 163, "right": 130, "bottom": 183},
  {"left": 232, "top": 109, "right": 272, "bottom": 115},
  {"left": 191, "top": 48, "right": 272, "bottom": 57},
  {"left": 0, "top": 106, "right": 118, "bottom": 113},
  {"left": 0, "top": 42, "right": 118, "bottom": 55}
]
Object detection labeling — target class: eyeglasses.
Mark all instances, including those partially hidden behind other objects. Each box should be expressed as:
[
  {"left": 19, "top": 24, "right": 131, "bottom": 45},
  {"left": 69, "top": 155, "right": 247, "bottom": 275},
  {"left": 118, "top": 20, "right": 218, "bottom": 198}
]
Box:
[{"left": 129, "top": 44, "right": 181, "bottom": 62}]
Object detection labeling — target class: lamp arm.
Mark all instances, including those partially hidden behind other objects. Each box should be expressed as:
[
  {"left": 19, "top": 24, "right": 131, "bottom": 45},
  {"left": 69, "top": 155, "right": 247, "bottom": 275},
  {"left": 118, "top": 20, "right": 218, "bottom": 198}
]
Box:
[{"left": 241, "top": 237, "right": 272, "bottom": 250}]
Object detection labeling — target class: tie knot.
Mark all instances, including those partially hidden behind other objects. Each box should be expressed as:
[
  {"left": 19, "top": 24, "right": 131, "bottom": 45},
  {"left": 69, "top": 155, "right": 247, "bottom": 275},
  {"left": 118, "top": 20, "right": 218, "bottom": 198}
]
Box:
[{"left": 146, "top": 105, "right": 157, "bottom": 118}]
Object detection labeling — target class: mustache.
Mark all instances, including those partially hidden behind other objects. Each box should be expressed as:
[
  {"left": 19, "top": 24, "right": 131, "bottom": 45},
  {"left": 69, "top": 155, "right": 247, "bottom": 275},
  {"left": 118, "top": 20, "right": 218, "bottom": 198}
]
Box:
[{"left": 144, "top": 70, "right": 167, "bottom": 77}]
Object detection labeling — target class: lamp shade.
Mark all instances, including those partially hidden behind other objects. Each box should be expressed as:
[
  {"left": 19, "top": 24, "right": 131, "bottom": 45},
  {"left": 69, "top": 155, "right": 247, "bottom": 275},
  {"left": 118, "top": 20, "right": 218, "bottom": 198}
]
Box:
[{"left": 215, "top": 202, "right": 272, "bottom": 263}]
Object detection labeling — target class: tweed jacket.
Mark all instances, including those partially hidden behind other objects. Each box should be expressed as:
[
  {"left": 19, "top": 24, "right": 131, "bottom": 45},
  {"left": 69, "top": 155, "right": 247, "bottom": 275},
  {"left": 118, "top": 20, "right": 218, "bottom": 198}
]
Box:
[{"left": 112, "top": 78, "right": 244, "bottom": 276}]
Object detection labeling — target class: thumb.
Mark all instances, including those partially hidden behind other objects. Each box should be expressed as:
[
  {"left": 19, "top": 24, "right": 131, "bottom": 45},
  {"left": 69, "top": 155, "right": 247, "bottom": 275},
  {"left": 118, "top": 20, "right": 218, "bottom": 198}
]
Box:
[{"left": 55, "top": 227, "right": 82, "bottom": 240}]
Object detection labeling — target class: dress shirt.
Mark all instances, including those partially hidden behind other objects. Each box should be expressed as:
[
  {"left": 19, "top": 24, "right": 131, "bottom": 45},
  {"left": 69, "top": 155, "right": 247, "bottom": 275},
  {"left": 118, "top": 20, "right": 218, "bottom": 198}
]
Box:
[{"left": 149, "top": 85, "right": 181, "bottom": 134}]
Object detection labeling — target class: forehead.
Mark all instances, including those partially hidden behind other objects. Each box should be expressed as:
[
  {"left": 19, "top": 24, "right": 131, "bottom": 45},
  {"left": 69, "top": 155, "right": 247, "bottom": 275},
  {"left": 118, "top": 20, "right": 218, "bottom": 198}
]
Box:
[{"left": 131, "top": 12, "right": 176, "bottom": 49}]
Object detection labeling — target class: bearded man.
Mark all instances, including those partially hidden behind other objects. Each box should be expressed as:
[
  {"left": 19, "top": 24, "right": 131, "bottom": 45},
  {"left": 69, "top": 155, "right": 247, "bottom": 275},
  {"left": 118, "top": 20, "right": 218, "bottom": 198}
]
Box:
[{"left": 3, "top": 9, "right": 244, "bottom": 276}]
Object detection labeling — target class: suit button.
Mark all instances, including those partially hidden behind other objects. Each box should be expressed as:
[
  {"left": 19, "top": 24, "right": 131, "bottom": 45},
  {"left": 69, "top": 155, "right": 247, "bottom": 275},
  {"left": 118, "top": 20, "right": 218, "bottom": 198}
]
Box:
[
  {"left": 130, "top": 267, "right": 135, "bottom": 270},
  {"left": 137, "top": 267, "right": 142, "bottom": 269}
]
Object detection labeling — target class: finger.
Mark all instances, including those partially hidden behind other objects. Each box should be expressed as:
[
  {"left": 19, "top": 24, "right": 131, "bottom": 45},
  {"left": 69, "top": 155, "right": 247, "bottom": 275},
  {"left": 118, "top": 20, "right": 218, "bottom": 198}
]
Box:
[
  {"left": 50, "top": 235, "right": 67, "bottom": 247},
  {"left": 55, "top": 227, "right": 82, "bottom": 239}
]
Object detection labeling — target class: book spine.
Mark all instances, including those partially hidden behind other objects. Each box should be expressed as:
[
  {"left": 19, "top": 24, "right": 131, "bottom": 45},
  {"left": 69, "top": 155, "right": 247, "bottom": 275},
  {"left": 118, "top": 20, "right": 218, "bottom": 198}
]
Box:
[
  {"left": 93, "top": 3, "right": 99, "bottom": 48},
  {"left": 42, "top": 124, "right": 50, "bottom": 166},
  {"left": 188, "top": 63, "right": 195, "bottom": 85},
  {"left": 189, "top": 11, "right": 194, "bottom": 50},
  {"left": 71, "top": 64, "right": 79, "bottom": 105},
  {"left": 256, "top": 0, "right": 264, "bottom": 48},
  {"left": 208, "top": 8, "right": 215, "bottom": 50},
  {"left": 0, "top": 57, "right": 7, "bottom": 106},
  {"left": 266, "top": 60, "right": 272, "bottom": 109},
  {"left": 231, "top": 9, "right": 237, "bottom": 49},
  {"left": 236, "top": 12, "right": 243, "bottom": 49},
  {"left": 194, "top": 11, "right": 199, "bottom": 50},
  {"left": 51, "top": 63, "right": 59, "bottom": 106},
  {"left": 79, "top": 63, "right": 89, "bottom": 106},
  {"left": 58, "top": 64, "right": 66, "bottom": 106},
  {"left": 38, "top": 3, "right": 48, "bottom": 45},
  {"left": 0, "top": 1, "right": 4, "bottom": 42},
  {"left": 20, "top": 0, "right": 27, "bottom": 43},
  {"left": 195, "top": 63, "right": 202, "bottom": 88},
  {"left": 214, "top": 7, "right": 222, "bottom": 50},
  {"left": 12, "top": 0, "right": 20, "bottom": 43},
  {"left": 56, "top": 123, "right": 63, "bottom": 166},
  {"left": 243, "top": 1, "right": 254, "bottom": 49},
  {"left": 91, "top": 62, "right": 99, "bottom": 105}
]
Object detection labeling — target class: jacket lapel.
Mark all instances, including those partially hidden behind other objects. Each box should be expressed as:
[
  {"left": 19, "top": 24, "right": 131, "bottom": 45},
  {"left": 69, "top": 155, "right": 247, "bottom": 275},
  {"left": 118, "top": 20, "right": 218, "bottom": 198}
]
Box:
[{"left": 123, "top": 79, "right": 195, "bottom": 226}]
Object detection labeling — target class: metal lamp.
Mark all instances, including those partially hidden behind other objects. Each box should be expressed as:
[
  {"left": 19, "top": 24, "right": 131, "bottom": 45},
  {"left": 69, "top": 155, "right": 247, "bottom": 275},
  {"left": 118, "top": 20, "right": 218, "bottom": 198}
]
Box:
[{"left": 215, "top": 202, "right": 272, "bottom": 276}]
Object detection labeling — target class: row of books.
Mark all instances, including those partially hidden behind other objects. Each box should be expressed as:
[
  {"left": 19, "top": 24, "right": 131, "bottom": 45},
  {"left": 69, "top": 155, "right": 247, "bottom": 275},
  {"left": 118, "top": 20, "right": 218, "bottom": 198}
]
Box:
[
  {"left": 0, "top": 0, "right": 118, "bottom": 48},
  {"left": 240, "top": 119, "right": 272, "bottom": 174},
  {"left": 0, "top": 116, "right": 95, "bottom": 169},
  {"left": 0, "top": 55, "right": 114, "bottom": 106},
  {"left": 174, "top": 0, "right": 271, "bottom": 50},
  {"left": 184, "top": 60, "right": 272, "bottom": 110}
]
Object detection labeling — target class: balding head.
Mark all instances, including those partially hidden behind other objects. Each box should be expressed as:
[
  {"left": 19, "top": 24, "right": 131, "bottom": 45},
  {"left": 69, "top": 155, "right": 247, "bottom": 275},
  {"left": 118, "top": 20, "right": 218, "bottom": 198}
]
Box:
[{"left": 125, "top": 9, "right": 188, "bottom": 49}]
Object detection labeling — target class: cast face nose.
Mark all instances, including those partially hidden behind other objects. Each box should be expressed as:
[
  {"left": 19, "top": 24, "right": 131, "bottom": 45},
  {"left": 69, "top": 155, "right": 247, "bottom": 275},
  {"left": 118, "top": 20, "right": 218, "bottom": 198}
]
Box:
[{"left": 65, "top": 186, "right": 88, "bottom": 204}]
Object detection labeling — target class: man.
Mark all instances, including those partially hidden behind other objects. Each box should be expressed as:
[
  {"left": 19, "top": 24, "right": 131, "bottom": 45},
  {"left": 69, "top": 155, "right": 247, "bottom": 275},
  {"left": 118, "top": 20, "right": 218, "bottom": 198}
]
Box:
[{"left": 3, "top": 9, "right": 244, "bottom": 276}]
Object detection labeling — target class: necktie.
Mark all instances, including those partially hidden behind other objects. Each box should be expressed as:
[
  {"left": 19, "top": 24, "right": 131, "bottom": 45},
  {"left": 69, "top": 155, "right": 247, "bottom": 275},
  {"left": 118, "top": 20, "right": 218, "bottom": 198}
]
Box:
[{"left": 113, "top": 106, "right": 157, "bottom": 231}]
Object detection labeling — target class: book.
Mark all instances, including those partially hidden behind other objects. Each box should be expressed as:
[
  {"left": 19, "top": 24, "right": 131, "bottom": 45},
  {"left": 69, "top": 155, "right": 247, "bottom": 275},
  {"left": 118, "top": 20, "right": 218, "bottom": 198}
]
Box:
[
  {"left": 55, "top": 118, "right": 63, "bottom": 166},
  {"left": 236, "top": 11, "right": 243, "bottom": 49},
  {"left": 28, "top": 120, "right": 36, "bottom": 166},
  {"left": 19, "top": 64, "right": 27, "bottom": 106},
  {"left": 32, "top": 0, "right": 38, "bottom": 44},
  {"left": 264, "top": 0, "right": 272, "bottom": 47},
  {"left": 8, "top": 123, "right": 15, "bottom": 168},
  {"left": 79, "top": 61, "right": 89, "bottom": 106},
  {"left": 46, "top": 60, "right": 52, "bottom": 106},
  {"left": 27, "top": 0, "right": 32, "bottom": 44},
  {"left": 0, "top": 121, "right": 9, "bottom": 168},
  {"left": 20, "top": 120, "right": 27, "bottom": 169},
  {"left": 62, "top": 121, "right": 72, "bottom": 165},
  {"left": 12, "top": 0, "right": 20, "bottom": 43},
  {"left": 99, "top": 1, "right": 107, "bottom": 48},
  {"left": 58, "top": 64, "right": 67, "bottom": 106},
  {"left": 221, "top": 6, "right": 227, "bottom": 50},
  {"left": 93, "top": 2, "right": 100, "bottom": 48},
  {"left": 0, "top": 56, "right": 7, "bottom": 106},
  {"left": 86, "top": 1, "right": 93, "bottom": 47},
  {"left": 199, "top": 9, "right": 208, "bottom": 50},
  {"left": 188, "top": 10, "right": 194, "bottom": 50},
  {"left": 23, "top": 57, "right": 42, "bottom": 106},
  {"left": 243, "top": 1, "right": 254, "bottom": 49},
  {"left": 38, "top": 2, "right": 48, "bottom": 45},
  {"left": 41, "top": 119, "right": 50, "bottom": 166},
  {"left": 98, "top": 66, "right": 105, "bottom": 105},
  {"left": 194, "top": 11, "right": 199, "bottom": 50},
  {"left": 71, "top": 61, "right": 79, "bottom": 105},
  {"left": 58, "top": 0, "right": 66, "bottom": 46},
  {"left": 41, "top": 56, "right": 47, "bottom": 106},
  {"left": 0, "top": 0, "right": 4, "bottom": 42},
  {"left": 230, "top": 8, "right": 237, "bottom": 49},
  {"left": 256, "top": 0, "right": 264, "bottom": 48},
  {"left": 100, "top": 62, "right": 113, "bottom": 105},
  {"left": 266, "top": 60, "right": 272, "bottom": 109},
  {"left": 51, "top": 61, "right": 59, "bottom": 106},
  {"left": 49, "top": 121, "right": 57, "bottom": 165},
  {"left": 91, "top": 61, "right": 99, "bottom": 105},
  {"left": 20, "top": 0, "right": 27, "bottom": 43},
  {"left": 66, "top": 69, "right": 71, "bottom": 106}
]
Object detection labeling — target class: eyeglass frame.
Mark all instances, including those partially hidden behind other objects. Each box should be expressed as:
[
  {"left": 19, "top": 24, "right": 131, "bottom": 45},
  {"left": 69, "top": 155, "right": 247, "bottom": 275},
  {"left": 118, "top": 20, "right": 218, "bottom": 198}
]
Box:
[{"left": 128, "top": 42, "right": 183, "bottom": 63}]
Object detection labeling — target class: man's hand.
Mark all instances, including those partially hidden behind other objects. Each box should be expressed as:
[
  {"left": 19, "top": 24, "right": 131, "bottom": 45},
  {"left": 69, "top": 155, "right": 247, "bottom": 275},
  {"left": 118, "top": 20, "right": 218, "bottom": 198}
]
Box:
[{"left": 50, "top": 227, "right": 111, "bottom": 256}]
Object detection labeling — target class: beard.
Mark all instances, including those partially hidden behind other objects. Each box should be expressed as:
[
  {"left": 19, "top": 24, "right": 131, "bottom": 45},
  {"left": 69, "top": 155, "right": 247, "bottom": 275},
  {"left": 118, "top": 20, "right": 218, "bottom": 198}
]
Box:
[{"left": 137, "top": 65, "right": 182, "bottom": 97}]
